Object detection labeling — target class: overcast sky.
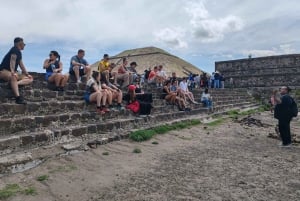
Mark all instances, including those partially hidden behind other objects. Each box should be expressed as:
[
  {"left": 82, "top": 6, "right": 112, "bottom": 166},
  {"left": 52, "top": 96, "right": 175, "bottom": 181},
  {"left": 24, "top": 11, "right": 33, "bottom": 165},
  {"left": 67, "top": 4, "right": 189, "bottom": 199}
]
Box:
[{"left": 0, "top": 0, "right": 299, "bottom": 74}]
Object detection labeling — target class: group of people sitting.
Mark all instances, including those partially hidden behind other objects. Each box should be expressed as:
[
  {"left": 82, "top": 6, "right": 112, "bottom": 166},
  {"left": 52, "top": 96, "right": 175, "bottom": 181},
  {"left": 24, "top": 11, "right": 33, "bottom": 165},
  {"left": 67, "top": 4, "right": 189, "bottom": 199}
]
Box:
[
  {"left": 0, "top": 37, "right": 212, "bottom": 115},
  {"left": 159, "top": 72, "right": 213, "bottom": 111}
]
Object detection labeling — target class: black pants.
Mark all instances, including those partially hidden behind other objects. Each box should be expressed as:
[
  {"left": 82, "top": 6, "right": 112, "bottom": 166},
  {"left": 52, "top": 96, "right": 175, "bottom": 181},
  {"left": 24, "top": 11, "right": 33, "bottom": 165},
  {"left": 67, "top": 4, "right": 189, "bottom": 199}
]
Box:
[{"left": 278, "top": 120, "right": 291, "bottom": 145}]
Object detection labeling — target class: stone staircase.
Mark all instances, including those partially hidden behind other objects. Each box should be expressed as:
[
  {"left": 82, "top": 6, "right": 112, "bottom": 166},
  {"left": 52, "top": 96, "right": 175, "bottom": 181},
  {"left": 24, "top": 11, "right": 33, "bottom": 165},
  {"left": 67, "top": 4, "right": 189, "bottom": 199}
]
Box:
[{"left": 0, "top": 72, "right": 259, "bottom": 174}]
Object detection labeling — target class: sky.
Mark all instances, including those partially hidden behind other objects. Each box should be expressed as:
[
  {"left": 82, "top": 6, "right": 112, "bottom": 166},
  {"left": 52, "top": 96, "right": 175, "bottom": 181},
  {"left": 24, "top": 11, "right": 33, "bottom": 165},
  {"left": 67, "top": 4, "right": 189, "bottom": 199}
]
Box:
[{"left": 0, "top": 0, "right": 299, "bottom": 74}]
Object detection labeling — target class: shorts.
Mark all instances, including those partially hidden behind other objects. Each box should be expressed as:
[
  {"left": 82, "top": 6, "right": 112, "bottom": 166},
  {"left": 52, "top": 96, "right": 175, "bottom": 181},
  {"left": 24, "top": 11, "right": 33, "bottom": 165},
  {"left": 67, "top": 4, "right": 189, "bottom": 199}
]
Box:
[
  {"left": 70, "top": 67, "right": 85, "bottom": 76},
  {"left": 0, "top": 69, "right": 25, "bottom": 81},
  {"left": 45, "top": 72, "right": 53, "bottom": 81},
  {"left": 84, "top": 92, "right": 90, "bottom": 103}
]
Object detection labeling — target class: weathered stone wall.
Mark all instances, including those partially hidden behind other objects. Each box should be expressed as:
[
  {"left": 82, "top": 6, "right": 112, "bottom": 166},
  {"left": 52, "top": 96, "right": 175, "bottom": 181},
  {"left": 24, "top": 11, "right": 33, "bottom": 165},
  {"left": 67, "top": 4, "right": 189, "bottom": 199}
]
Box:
[{"left": 215, "top": 54, "right": 300, "bottom": 88}]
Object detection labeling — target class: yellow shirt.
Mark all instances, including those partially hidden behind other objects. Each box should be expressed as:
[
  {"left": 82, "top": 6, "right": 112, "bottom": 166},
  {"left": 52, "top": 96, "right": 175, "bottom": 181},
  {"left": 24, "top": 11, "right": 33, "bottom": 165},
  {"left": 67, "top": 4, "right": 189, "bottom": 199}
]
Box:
[{"left": 98, "top": 60, "right": 110, "bottom": 72}]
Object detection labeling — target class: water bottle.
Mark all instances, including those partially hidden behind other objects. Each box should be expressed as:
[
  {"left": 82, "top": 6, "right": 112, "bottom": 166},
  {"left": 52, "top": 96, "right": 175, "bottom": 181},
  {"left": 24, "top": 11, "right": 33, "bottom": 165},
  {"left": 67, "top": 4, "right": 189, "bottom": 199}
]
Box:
[{"left": 51, "top": 64, "right": 56, "bottom": 71}]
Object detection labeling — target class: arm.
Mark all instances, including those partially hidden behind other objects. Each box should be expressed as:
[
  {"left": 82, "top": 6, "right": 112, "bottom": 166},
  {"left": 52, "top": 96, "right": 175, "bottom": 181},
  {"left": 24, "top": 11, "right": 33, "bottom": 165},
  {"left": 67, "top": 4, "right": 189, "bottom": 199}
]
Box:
[
  {"left": 56, "top": 62, "right": 63, "bottom": 73},
  {"left": 19, "top": 59, "right": 30, "bottom": 76},
  {"left": 10, "top": 54, "right": 17, "bottom": 74},
  {"left": 71, "top": 58, "right": 83, "bottom": 67},
  {"left": 43, "top": 59, "right": 52, "bottom": 69}
]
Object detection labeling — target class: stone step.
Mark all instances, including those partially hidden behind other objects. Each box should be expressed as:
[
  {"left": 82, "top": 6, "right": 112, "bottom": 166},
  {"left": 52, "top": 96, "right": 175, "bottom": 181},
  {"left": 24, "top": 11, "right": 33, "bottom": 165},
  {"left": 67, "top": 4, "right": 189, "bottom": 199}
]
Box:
[
  {"left": 0, "top": 100, "right": 211, "bottom": 135},
  {"left": 0, "top": 97, "right": 254, "bottom": 140},
  {"left": 0, "top": 108, "right": 211, "bottom": 156}
]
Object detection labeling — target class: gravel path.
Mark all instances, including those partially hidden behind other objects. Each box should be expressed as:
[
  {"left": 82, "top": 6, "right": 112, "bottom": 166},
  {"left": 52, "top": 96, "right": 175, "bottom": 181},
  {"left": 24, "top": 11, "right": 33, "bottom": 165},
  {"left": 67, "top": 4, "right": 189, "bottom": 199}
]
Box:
[{"left": 1, "top": 112, "right": 300, "bottom": 201}]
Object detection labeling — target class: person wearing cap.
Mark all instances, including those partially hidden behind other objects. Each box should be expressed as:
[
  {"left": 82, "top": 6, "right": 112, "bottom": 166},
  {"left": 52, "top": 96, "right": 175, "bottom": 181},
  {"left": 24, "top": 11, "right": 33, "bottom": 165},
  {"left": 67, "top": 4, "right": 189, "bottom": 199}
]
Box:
[
  {"left": 0, "top": 37, "right": 33, "bottom": 104},
  {"left": 69, "top": 49, "right": 91, "bottom": 84}
]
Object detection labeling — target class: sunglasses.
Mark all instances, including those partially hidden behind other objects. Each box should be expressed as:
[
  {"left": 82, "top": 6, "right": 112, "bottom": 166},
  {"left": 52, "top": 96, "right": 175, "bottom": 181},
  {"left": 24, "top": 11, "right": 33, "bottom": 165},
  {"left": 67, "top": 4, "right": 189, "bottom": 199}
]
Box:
[{"left": 49, "top": 54, "right": 54, "bottom": 57}]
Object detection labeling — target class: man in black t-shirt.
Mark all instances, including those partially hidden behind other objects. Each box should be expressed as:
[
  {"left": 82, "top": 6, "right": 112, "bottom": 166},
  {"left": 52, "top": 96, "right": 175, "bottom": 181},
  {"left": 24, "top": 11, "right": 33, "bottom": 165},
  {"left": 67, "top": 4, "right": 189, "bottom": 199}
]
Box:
[{"left": 0, "top": 37, "right": 33, "bottom": 104}]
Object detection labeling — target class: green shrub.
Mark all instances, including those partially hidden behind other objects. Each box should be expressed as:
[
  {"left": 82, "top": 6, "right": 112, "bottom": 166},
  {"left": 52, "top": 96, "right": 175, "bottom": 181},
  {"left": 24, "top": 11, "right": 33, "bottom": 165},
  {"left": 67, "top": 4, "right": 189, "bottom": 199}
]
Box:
[
  {"left": 129, "top": 130, "right": 156, "bottom": 142},
  {"left": 37, "top": 175, "right": 49, "bottom": 182},
  {"left": 133, "top": 148, "right": 142, "bottom": 153},
  {"left": 23, "top": 187, "right": 37, "bottom": 196},
  {"left": 0, "top": 184, "right": 21, "bottom": 199}
]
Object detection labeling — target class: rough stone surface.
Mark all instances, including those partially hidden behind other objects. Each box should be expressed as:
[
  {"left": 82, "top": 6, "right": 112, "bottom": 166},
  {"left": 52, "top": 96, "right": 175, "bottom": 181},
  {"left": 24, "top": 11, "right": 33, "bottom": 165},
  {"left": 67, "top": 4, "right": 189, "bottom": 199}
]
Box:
[{"left": 216, "top": 54, "right": 300, "bottom": 88}]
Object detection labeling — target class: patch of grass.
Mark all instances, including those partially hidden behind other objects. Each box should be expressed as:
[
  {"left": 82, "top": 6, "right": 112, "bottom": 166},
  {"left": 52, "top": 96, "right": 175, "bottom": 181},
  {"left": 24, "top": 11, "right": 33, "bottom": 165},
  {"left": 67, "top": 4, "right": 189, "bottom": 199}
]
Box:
[
  {"left": 102, "top": 152, "right": 109, "bottom": 155},
  {"left": 227, "top": 110, "right": 239, "bottom": 116},
  {"left": 190, "top": 119, "right": 201, "bottom": 126},
  {"left": 49, "top": 165, "right": 77, "bottom": 174},
  {"left": 23, "top": 187, "right": 37, "bottom": 196},
  {"left": 0, "top": 184, "right": 21, "bottom": 200},
  {"left": 37, "top": 175, "right": 49, "bottom": 182},
  {"left": 152, "top": 141, "right": 159, "bottom": 144},
  {"left": 206, "top": 119, "right": 224, "bottom": 127},
  {"left": 295, "top": 89, "right": 300, "bottom": 96},
  {"left": 129, "top": 130, "right": 156, "bottom": 142},
  {"left": 133, "top": 148, "right": 142, "bottom": 153},
  {"left": 129, "top": 119, "right": 201, "bottom": 142},
  {"left": 153, "top": 125, "right": 172, "bottom": 134}
]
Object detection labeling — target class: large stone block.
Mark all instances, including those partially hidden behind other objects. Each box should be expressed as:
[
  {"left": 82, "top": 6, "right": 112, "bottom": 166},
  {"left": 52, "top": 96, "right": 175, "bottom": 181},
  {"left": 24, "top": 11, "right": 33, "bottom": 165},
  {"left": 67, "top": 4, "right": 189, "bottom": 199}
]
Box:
[
  {"left": 21, "top": 135, "right": 34, "bottom": 146},
  {"left": 0, "top": 119, "right": 12, "bottom": 136},
  {"left": 87, "top": 125, "right": 97, "bottom": 134},
  {"left": 0, "top": 136, "right": 21, "bottom": 150},
  {"left": 27, "top": 103, "right": 40, "bottom": 113},
  {"left": 59, "top": 114, "right": 70, "bottom": 122},
  {"left": 35, "top": 133, "right": 49, "bottom": 143},
  {"left": 71, "top": 127, "right": 87, "bottom": 137}
]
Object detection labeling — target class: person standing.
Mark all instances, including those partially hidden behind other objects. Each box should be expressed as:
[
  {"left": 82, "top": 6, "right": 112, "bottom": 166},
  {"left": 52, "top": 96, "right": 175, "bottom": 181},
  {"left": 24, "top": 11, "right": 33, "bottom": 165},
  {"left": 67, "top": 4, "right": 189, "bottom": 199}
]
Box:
[
  {"left": 0, "top": 37, "right": 33, "bottom": 104},
  {"left": 69, "top": 49, "right": 91, "bottom": 83},
  {"left": 274, "top": 86, "right": 295, "bottom": 147}
]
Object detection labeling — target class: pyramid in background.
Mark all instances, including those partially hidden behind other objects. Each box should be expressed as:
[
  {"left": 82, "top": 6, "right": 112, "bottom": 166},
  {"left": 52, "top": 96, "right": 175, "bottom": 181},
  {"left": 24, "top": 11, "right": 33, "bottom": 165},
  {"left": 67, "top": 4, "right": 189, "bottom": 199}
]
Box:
[{"left": 91, "top": 46, "right": 204, "bottom": 77}]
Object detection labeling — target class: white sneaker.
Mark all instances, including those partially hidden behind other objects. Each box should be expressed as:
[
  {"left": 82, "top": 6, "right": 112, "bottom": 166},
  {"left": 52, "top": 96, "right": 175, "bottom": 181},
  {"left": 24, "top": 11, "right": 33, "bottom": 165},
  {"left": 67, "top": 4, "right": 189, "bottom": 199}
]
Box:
[{"left": 77, "top": 80, "right": 82, "bottom": 84}]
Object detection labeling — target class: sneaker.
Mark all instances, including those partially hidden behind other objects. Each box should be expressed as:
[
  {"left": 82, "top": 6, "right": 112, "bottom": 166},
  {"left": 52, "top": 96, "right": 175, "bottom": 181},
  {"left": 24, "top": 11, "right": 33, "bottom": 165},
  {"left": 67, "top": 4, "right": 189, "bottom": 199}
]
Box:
[
  {"left": 59, "top": 87, "right": 64, "bottom": 91},
  {"left": 102, "top": 107, "right": 110, "bottom": 113},
  {"left": 15, "top": 96, "right": 27, "bottom": 104},
  {"left": 116, "top": 105, "right": 125, "bottom": 111},
  {"left": 185, "top": 108, "right": 191, "bottom": 111},
  {"left": 77, "top": 80, "right": 82, "bottom": 84},
  {"left": 53, "top": 87, "right": 60, "bottom": 91},
  {"left": 96, "top": 108, "right": 105, "bottom": 115},
  {"left": 279, "top": 143, "right": 292, "bottom": 148}
]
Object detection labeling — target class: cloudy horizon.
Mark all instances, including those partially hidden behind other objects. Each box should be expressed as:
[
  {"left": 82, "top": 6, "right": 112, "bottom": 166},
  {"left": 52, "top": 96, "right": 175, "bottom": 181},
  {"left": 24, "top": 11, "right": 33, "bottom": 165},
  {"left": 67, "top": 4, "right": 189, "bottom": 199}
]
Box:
[{"left": 0, "top": 0, "right": 299, "bottom": 74}]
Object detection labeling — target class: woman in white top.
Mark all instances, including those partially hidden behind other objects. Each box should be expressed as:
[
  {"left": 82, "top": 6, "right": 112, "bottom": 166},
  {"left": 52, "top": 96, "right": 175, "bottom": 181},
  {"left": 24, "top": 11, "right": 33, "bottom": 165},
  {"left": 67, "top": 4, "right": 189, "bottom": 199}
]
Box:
[{"left": 179, "top": 77, "right": 197, "bottom": 104}]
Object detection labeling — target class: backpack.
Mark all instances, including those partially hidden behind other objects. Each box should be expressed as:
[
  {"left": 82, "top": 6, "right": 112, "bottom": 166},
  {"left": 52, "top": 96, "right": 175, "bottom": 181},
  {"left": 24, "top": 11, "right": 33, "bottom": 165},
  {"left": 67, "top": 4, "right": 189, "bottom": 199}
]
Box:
[{"left": 290, "top": 98, "right": 298, "bottom": 117}]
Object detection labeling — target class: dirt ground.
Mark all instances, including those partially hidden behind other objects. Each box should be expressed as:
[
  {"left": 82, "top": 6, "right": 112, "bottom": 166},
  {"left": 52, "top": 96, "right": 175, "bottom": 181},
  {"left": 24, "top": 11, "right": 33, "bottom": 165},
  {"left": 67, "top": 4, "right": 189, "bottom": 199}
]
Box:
[{"left": 1, "top": 111, "right": 300, "bottom": 201}]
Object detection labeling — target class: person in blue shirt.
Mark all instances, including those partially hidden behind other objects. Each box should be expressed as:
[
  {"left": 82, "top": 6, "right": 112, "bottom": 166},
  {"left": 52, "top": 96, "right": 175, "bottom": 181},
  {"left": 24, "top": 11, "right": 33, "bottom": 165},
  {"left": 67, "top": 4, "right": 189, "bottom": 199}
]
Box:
[
  {"left": 43, "top": 51, "right": 69, "bottom": 91},
  {"left": 69, "top": 49, "right": 91, "bottom": 83},
  {"left": 0, "top": 37, "right": 33, "bottom": 104}
]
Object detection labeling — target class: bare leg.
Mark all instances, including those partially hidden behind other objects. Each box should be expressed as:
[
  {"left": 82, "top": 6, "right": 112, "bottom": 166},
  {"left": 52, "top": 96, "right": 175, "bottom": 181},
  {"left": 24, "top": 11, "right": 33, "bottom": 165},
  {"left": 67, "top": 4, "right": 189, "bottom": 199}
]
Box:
[
  {"left": 61, "top": 74, "right": 69, "bottom": 87},
  {"left": 72, "top": 66, "right": 80, "bottom": 81}
]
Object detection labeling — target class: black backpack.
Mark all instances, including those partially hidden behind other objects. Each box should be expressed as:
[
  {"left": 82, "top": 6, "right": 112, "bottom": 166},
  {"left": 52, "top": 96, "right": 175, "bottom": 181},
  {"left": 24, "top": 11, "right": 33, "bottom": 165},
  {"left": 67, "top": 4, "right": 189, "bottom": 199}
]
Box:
[{"left": 289, "top": 97, "right": 298, "bottom": 117}]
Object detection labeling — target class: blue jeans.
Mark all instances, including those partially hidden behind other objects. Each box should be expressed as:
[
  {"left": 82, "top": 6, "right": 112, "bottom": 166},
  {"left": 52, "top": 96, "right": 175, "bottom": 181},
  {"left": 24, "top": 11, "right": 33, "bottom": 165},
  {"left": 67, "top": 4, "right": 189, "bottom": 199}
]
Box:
[
  {"left": 214, "top": 80, "right": 220, "bottom": 88},
  {"left": 202, "top": 99, "right": 212, "bottom": 108}
]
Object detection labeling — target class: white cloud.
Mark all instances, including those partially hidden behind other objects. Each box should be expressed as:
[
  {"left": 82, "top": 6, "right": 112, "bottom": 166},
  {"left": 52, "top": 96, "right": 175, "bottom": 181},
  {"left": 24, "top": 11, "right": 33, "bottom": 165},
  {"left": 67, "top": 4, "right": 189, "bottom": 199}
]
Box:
[
  {"left": 184, "top": 1, "right": 244, "bottom": 42},
  {"left": 154, "top": 27, "right": 188, "bottom": 49},
  {"left": 0, "top": 0, "right": 299, "bottom": 74},
  {"left": 244, "top": 44, "right": 296, "bottom": 57}
]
